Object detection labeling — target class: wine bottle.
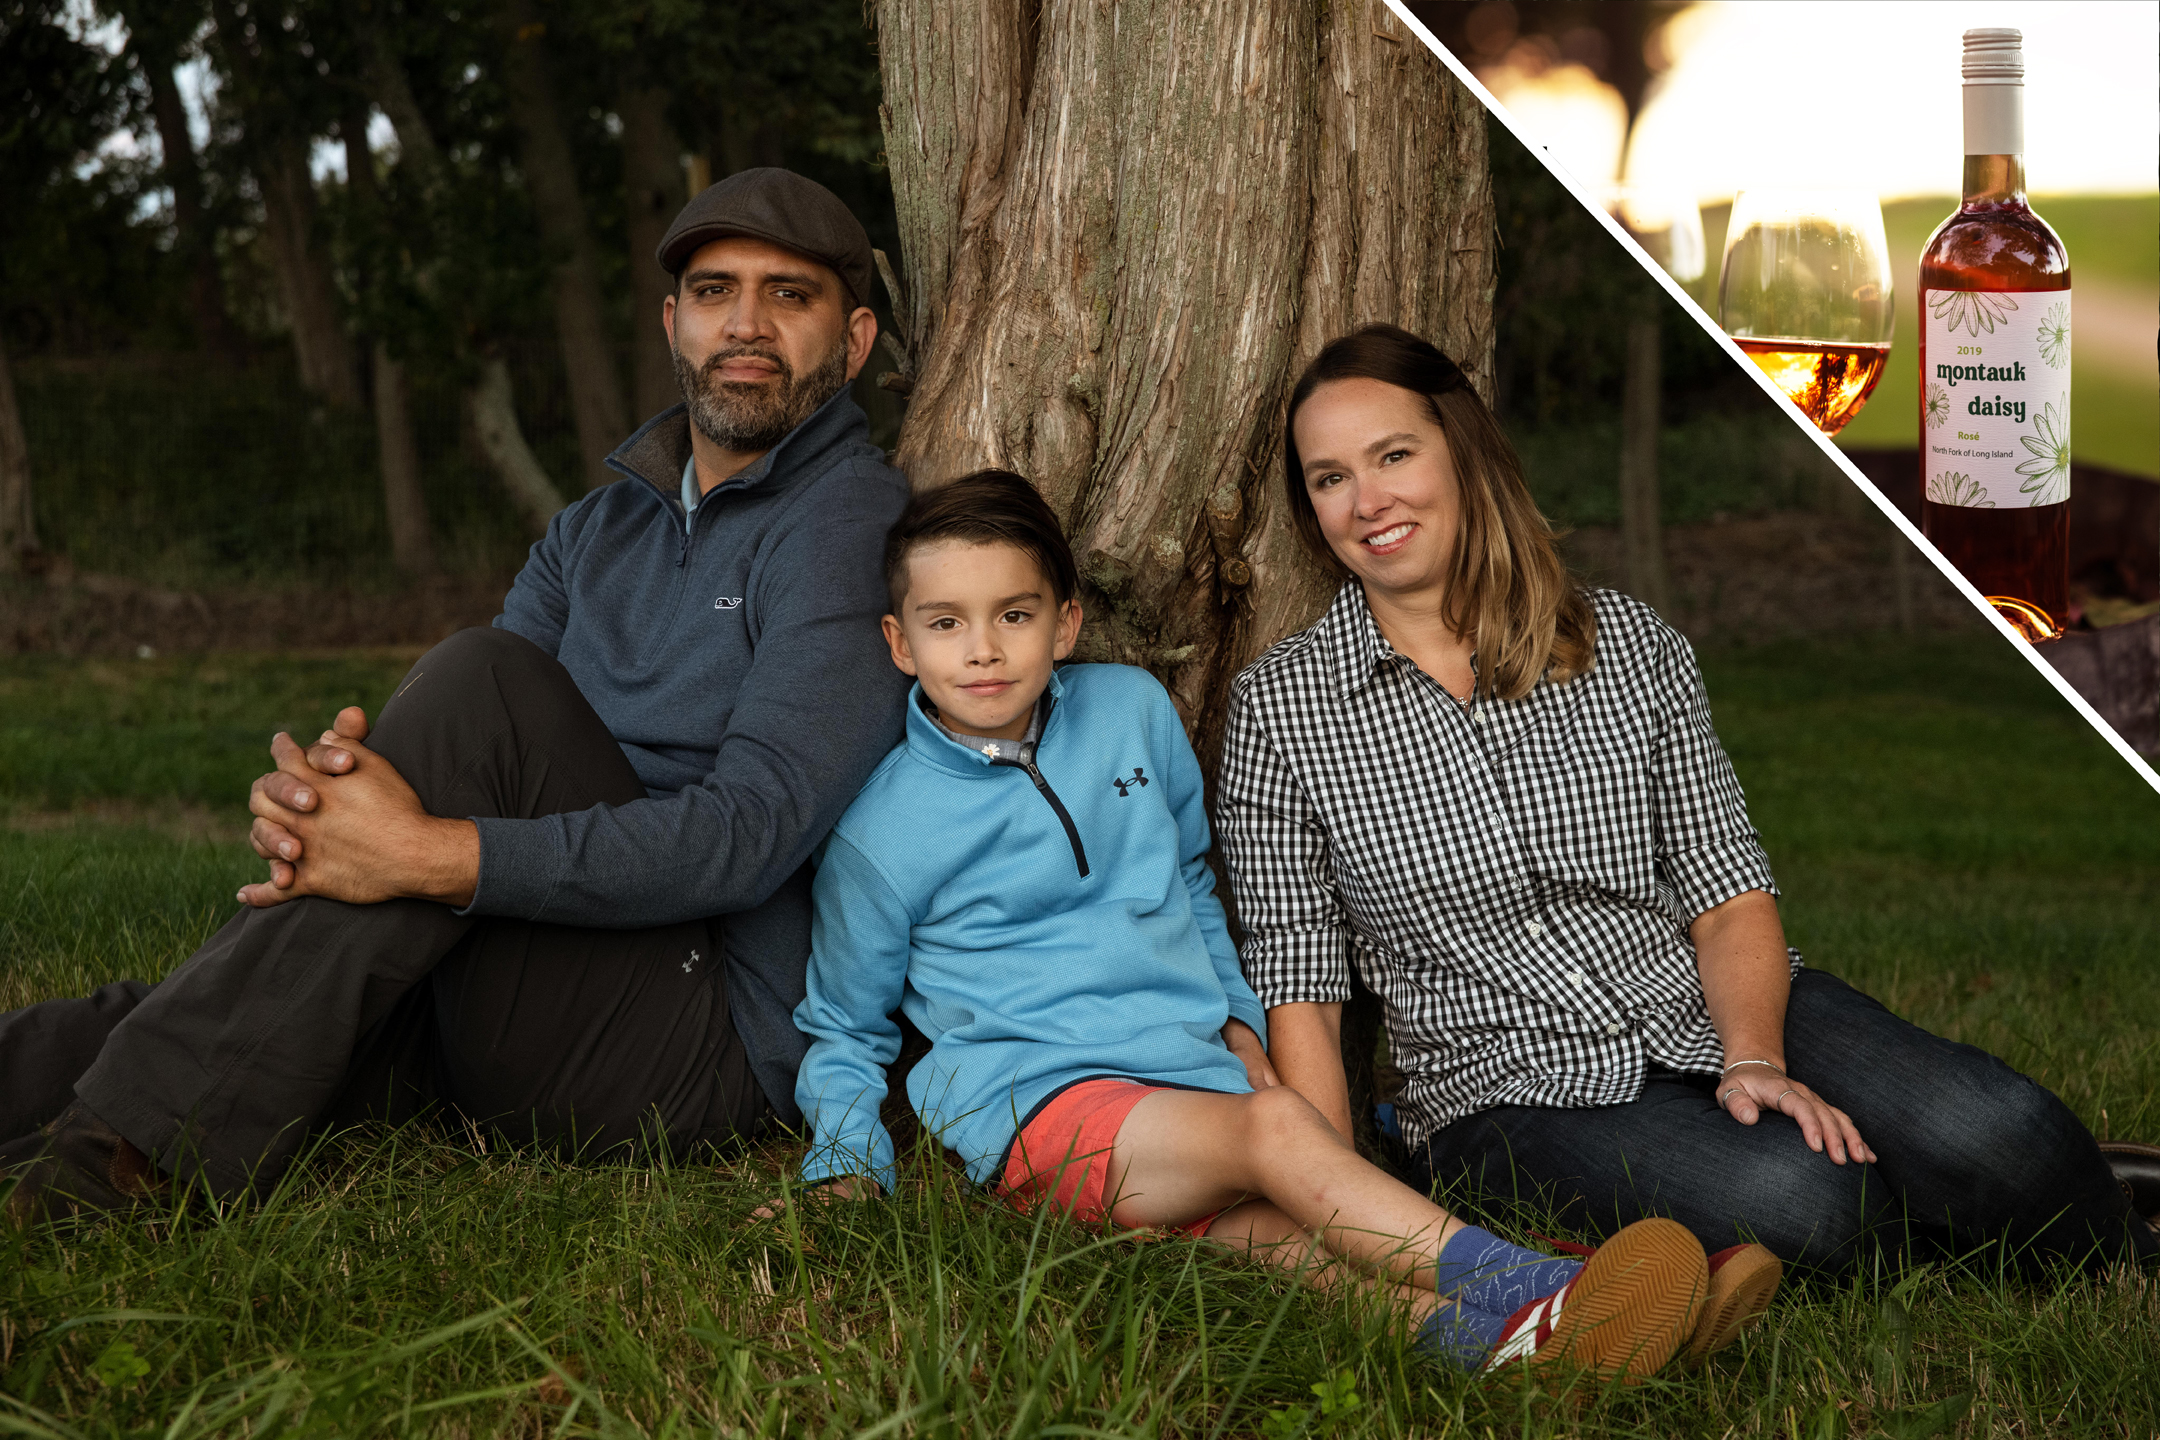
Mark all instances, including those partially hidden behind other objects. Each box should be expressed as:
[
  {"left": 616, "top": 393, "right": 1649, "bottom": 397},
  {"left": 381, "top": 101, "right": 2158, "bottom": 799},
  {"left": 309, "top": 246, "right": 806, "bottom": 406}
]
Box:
[{"left": 1918, "top": 27, "right": 2072, "bottom": 642}]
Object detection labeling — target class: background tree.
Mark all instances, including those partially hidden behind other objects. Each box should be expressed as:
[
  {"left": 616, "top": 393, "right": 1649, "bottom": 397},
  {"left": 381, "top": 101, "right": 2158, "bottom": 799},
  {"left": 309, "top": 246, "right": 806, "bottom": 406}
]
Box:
[
  {"left": 498, "top": 0, "right": 628, "bottom": 490},
  {"left": 1, "top": 0, "right": 139, "bottom": 569},
  {"left": 208, "top": 0, "right": 362, "bottom": 410},
  {"left": 110, "top": 0, "right": 243, "bottom": 364}
]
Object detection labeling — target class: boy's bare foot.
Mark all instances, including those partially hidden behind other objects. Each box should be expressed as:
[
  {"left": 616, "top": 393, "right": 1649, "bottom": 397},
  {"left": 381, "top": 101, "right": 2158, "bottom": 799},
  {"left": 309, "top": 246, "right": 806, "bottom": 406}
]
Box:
[
  {"left": 749, "top": 1174, "right": 879, "bottom": 1221},
  {"left": 1483, "top": 1217, "right": 1706, "bottom": 1383}
]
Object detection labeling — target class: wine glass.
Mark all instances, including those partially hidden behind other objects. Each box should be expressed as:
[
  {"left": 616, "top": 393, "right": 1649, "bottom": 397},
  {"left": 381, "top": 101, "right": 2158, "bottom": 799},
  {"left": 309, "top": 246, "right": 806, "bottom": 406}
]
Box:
[
  {"left": 1604, "top": 185, "right": 1706, "bottom": 287},
  {"left": 1717, "top": 189, "right": 1894, "bottom": 434}
]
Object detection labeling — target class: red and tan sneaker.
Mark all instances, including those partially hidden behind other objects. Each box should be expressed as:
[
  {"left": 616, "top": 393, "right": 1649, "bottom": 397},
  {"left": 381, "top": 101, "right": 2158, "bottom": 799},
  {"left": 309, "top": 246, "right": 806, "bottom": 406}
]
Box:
[
  {"left": 1483, "top": 1217, "right": 1707, "bottom": 1383},
  {"left": 1531, "top": 1229, "right": 1783, "bottom": 1368},
  {"left": 1684, "top": 1243, "right": 1782, "bottom": 1366}
]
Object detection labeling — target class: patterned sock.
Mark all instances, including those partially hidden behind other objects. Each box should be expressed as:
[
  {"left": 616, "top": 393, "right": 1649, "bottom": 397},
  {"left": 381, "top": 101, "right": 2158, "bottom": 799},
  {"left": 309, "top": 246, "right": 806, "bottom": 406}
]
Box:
[
  {"left": 1430, "top": 1225, "right": 1583, "bottom": 1318},
  {"left": 1415, "top": 1300, "right": 1509, "bottom": 1370}
]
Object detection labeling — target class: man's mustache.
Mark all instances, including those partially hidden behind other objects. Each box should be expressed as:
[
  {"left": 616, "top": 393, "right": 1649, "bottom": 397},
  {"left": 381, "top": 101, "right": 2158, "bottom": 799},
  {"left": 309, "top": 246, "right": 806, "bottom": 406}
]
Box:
[{"left": 699, "top": 347, "right": 792, "bottom": 386}]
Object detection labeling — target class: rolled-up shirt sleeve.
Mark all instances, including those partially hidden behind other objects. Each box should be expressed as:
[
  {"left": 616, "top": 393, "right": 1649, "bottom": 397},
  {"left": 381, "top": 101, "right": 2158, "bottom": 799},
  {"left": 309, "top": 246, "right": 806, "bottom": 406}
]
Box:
[
  {"left": 1644, "top": 622, "right": 1780, "bottom": 921},
  {"left": 1212, "top": 677, "right": 1355, "bottom": 1007}
]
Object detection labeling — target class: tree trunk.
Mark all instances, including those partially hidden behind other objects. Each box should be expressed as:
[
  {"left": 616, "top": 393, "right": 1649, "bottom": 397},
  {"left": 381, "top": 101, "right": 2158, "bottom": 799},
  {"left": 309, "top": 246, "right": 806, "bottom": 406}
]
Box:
[
  {"left": 500, "top": 0, "right": 630, "bottom": 490},
  {"left": 620, "top": 85, "right": 685, "bottom": 423},
  {"left": 372, "top": 343, "right": 436, "bottom": 573},
  {"left": 136, "top": 41, "right": 241, "bottom": 363},
  {"left": 344, "top": 112, "right": 435, "bottom": 574},
  {"left": 469, "top": 354, "right": 568, "bottom": 536},
  {"left": 1618, "top": 314, "right": 1671, "bottom": 615},
  {"left": 356, "top": 17, "right": 447, "bottom": 192},
  {"left": 0, "top": 343, "right": 37, "bottom": 569},
  {"left": 257, "top": 137, "right": 364, "bottom": 410},
  {"left": 877, "top": 0, "right": 1494, "bottom": 757}
]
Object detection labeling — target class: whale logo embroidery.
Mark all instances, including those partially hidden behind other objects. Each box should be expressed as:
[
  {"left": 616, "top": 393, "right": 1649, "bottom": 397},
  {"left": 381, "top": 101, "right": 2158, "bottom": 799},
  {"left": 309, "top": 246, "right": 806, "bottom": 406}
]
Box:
[{"left": 713, "top": 597, "right": 742, "bottom": 610}]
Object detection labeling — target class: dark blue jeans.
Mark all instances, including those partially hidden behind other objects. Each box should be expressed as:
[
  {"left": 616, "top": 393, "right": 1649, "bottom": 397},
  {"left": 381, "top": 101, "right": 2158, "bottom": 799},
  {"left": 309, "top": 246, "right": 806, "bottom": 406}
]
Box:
[{"left": 1410, "top": 970, "right": 2156, "bottom": 1277}]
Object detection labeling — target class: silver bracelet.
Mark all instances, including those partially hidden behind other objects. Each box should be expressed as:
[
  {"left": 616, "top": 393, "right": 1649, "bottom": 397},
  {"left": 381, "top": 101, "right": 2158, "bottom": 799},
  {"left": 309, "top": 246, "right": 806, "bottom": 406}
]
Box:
[{"left": 1720, "top": 1059, "right": 1785, "bottom": 1076}]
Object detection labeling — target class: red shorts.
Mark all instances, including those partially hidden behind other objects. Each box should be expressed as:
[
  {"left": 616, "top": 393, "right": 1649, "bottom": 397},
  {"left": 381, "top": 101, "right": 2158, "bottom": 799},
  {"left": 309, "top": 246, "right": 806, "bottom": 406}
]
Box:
[{"left": 998, "top": 1078, "right": 1223, "bottom": 1238}]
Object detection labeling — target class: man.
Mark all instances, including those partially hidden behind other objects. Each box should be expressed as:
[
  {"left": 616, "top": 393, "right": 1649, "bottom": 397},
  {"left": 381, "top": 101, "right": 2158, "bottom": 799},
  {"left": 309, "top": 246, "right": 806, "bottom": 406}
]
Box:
[{"left": 0, "top": 168, "right": 914, "bottom": 1220}]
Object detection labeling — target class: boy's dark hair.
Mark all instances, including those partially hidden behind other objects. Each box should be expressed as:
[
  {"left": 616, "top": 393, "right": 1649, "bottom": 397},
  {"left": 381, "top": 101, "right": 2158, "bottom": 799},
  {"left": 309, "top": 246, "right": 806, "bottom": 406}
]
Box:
[{"left": 883, "top": 470, "right": 1080, "bottom": 611}]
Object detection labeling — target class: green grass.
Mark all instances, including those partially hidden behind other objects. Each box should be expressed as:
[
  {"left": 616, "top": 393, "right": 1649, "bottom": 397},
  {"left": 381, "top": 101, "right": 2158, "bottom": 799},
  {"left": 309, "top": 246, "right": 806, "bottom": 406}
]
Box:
[
  {"left": 3, "top": 640, "right": 2158, "bottom": 1436},
  {"left": 0, "top": 650, "right": 421, "bottom": 817}
]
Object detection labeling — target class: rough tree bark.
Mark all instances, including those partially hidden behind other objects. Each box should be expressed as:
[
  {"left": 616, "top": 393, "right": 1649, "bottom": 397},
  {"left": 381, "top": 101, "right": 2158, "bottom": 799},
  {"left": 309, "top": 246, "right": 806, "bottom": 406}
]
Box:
[
  {"left": 0, "top": 343, "right": 37, "bottom": 569},
  {"left": 343, "top": 114, "right": 434, "bottom": 573},
  {"left": 619, "top": 85, "right": 685, "bottom": 423},
  {"left": 877, "top": 0, "right": 1495, "bottom": 1159},
  {"left": 877, "top": 0, "right": 1494, "bottom": 756},
  {"left": 501, "top": 0, "right": 631, "bottom": 490}
]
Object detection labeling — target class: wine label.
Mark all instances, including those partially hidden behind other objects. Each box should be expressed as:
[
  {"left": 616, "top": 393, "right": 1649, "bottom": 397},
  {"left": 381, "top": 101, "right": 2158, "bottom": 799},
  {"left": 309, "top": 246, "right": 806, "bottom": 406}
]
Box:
[{"left": 1922, "top": 288, "right": 2071, "bottom": 509}]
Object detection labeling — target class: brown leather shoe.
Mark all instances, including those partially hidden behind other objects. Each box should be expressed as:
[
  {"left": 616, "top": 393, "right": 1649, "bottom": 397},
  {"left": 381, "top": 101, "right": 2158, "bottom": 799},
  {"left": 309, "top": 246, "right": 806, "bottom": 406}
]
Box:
[
  {"left": 1, "top": 1101, "right": 168, "bottom": 1226},
  {"left": 2100, "top": 1141, "right": 2160, "bottom": 1223}
]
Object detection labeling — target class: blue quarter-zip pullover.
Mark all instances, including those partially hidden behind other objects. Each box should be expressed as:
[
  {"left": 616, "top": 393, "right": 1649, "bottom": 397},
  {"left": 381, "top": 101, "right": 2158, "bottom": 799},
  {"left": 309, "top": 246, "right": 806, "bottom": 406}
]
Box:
[{"left": 794, "top": 663, "right": 1268, "bottom": 1189}]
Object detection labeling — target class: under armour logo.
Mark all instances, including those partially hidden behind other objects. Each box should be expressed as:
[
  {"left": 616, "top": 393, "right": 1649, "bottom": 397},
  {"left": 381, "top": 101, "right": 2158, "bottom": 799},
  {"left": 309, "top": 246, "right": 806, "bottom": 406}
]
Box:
[
  {"left": 1111, "top": 767, "right": 1149, "bottom": 797},
  {"left": 683, "top": 948, "right": 700, "bottom": 974},
  {"left": 713, "top": 596, "right": 742, "bottom": 610}
]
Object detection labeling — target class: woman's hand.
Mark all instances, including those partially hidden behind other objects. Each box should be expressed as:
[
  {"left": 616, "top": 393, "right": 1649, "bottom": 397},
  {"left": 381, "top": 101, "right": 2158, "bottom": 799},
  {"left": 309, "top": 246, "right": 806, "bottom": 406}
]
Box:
[
  {"left": 751, "top": 1174, "right": 882, "bottom": 1221},
  {"left": 1223, "top": 1018, "right": 1280, "bottom": 1091},
  {"left": 1718, "top": 1063, "right": 1876, "bottom": 1165}
]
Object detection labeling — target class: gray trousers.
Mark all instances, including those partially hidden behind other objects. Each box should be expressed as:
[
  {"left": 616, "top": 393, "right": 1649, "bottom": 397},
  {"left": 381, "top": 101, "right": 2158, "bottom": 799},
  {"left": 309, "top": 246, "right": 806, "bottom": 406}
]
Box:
[{"left": 0, "top": 628, "right": 767, "bottom": 1195}]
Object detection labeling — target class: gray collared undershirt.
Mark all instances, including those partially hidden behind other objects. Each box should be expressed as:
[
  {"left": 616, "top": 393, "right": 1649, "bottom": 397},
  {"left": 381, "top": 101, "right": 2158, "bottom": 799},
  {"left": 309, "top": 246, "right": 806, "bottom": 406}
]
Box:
[{"left": 931, "top": 691, "right": 1047, "bottom": 765}]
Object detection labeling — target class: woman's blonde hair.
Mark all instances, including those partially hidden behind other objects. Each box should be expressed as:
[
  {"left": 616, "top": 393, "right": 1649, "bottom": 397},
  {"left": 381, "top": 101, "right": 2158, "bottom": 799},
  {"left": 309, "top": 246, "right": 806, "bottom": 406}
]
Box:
[{"left": 1282, "top": 323, "right": 1595, "bottom": 701}]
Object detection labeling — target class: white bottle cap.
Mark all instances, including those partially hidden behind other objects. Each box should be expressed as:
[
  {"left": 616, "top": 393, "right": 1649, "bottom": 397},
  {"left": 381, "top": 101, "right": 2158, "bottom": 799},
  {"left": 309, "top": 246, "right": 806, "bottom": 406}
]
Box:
[
  {"left": 1962, "top": 28, "right": 2023, "bottom": 154},
  {"left": 1962, "top": 28, "right": 2023, "bottom": 84}
]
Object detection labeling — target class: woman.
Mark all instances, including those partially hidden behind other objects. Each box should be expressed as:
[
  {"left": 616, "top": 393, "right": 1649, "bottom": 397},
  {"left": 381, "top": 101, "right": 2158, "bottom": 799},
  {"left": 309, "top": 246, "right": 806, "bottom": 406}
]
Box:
[{"left": 1213, "top": 323, "right": 2157, "bottom": 1276}]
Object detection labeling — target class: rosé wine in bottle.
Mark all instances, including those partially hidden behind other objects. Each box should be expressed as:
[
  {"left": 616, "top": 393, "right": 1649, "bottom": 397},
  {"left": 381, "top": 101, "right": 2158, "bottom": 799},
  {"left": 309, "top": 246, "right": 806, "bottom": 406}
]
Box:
[{"left": 1918, "top": 27, "right": 2071, "bottom": 643}]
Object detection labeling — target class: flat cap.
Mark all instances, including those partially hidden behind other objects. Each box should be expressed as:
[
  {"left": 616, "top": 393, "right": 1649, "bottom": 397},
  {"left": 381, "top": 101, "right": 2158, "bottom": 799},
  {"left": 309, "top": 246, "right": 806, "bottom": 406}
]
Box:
[{"left": 656, "top": 167, "right": 874, "bottom": 311}]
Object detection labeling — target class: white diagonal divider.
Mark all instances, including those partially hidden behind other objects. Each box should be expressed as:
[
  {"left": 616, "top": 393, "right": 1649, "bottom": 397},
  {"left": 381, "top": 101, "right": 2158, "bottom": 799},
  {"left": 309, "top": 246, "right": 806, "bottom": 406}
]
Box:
[{"left": 1384, "top": 0, "right": 2159, "bottom": 795}]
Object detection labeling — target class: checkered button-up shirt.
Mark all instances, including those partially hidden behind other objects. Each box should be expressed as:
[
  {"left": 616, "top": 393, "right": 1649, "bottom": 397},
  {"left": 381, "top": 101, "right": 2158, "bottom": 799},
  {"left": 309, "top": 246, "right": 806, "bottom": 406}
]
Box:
[{"left": 1214, "top": 582, "right": 1796, "bottom": 1147}]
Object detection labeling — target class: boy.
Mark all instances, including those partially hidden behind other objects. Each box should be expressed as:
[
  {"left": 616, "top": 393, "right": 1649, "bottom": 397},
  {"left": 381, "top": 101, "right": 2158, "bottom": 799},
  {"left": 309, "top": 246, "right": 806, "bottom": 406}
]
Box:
[{"left": 790, "top": 471, "right": 1733, "bottom": 1379}]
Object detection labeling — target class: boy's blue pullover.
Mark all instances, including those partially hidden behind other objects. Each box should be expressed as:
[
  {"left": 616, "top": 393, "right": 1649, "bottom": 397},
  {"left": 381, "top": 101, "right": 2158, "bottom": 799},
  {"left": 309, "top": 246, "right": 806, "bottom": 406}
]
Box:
[{"left": 793, "top": 663, "right": 1269, "bottom": 1190}]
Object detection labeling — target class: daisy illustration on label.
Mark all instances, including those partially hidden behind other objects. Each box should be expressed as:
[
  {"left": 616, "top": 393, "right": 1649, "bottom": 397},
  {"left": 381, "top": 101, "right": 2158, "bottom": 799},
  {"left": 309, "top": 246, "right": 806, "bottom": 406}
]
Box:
[
  {"left": 1929, "top": 290, "right": 2019, "bottom": 338},
  {"left": 1923, "top": 384, "right": 1950, "bottom": 429},
  {"left": 2036, "top": 303, "right": 2071, "bottom": 369},
  {"left": 2014, "top": 401, "right": 2071, "bottom": 505},
  {"left": 1927, "top": 471, "right": 1990, "bottom": 508}
]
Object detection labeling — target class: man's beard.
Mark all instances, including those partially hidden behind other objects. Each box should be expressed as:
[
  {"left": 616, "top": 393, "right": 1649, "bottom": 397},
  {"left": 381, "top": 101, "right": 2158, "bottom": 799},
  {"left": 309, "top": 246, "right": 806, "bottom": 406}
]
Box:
[{"left": 673, "top": 335, "right": 851, "bottom": 453}]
